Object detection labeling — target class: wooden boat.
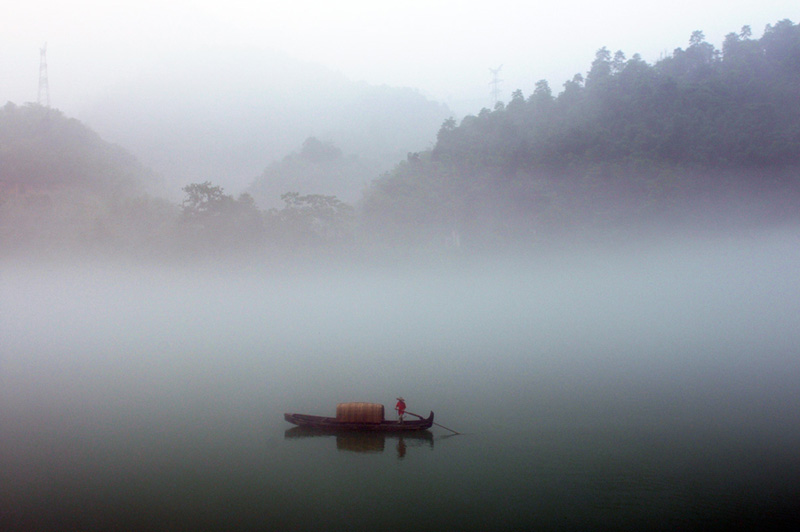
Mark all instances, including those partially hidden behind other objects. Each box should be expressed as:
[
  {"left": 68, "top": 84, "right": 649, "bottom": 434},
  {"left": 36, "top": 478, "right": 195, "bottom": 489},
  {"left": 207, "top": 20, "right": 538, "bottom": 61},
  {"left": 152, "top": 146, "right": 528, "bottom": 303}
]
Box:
[
  {"left": 284, "top": 402, "right": 434, "bottom": 432},
  {"left": 283, "top": 412, "right": 434, "bottom": 431}
]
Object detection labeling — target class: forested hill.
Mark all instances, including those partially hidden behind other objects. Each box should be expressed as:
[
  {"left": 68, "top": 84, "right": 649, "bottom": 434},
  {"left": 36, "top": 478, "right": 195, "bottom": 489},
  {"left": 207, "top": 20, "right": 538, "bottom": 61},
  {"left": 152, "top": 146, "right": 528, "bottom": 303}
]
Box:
[
  {"left": 0, "top": 102, "right": 156, "bottom": 195},
  {"left": 362, "top": 20, "right": 800, "bottom": 249},
  {"left": 0, "top": 103, "right": 173, "bottom": 255}
]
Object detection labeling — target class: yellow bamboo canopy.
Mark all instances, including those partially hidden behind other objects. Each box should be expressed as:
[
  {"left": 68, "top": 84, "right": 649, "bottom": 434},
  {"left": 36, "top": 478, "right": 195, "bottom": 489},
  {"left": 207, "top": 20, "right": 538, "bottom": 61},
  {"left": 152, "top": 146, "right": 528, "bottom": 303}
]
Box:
[{"left": 336, "top": 402, "right": 384, "bottom": 423}]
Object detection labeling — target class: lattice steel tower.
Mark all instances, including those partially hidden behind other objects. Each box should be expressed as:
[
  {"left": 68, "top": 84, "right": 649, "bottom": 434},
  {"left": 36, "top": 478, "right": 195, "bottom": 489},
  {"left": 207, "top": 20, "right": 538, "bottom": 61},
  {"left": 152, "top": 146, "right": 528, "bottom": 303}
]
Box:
[
  {"left": 38, "top": 43, "right": 49, "bottom": 107},
  {"left": 489, "top": 65, "right": 503, "bottom": 106}
]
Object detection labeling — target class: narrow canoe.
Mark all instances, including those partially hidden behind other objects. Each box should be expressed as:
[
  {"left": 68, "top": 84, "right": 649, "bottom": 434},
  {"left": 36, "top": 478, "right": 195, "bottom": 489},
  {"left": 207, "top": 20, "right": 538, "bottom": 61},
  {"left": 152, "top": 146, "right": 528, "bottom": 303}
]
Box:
[{"left": 283, "top": 411, "right": 434, "bottom": 432}]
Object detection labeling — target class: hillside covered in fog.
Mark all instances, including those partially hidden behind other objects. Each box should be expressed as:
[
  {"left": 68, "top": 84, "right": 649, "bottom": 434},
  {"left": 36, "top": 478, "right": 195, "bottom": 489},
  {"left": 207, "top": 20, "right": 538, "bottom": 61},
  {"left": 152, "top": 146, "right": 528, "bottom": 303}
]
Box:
[
  {"left": 247, "top": 136, "right": 378, "bottom": 210},
  {"left": 362, "top": 20, "right": 800, "bottom": 250},
  {"left": 0, "top": 103, "right": 155, "bottom": 194},
  {"left": 0, "top": 103, "right": 177, "bottom": 255},
  {"left": 1, "top": 20, "right": 799, "bottom": 260}
]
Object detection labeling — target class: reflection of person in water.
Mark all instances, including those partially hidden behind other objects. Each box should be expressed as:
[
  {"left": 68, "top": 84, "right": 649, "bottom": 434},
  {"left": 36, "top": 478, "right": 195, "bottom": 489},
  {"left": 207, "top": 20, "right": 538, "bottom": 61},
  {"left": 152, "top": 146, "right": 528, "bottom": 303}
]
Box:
[
  {"left": 395, "top": 397, "right": 406, "bottom": 422},
  {"left": 397, "top": 436, "right": 406, "bottom": 459}
]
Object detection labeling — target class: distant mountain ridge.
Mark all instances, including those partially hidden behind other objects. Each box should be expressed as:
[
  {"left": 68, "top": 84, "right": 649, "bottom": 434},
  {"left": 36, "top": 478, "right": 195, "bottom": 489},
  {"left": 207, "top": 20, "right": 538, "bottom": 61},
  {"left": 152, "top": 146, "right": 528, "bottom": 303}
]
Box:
[{"left": 78, "top": 46, "right": 452, "bottom": 198}]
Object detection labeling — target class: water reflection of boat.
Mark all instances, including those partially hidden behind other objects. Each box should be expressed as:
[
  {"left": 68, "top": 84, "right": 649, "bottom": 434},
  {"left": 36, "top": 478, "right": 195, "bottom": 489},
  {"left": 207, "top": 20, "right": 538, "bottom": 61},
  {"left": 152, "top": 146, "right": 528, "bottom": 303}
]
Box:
[
  {"left": 284, "top": 403, "right": 434, "bottom": 432},
  {"left": 284, "top": 427, "right": 434, "bottom": 454}
]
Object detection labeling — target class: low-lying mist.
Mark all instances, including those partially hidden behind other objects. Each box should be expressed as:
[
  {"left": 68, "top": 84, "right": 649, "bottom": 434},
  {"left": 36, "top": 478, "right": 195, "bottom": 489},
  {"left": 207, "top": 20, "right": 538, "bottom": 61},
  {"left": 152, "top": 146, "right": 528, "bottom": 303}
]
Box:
[{"left": 4, "top": 226, "right": 798, "bottom": 432}]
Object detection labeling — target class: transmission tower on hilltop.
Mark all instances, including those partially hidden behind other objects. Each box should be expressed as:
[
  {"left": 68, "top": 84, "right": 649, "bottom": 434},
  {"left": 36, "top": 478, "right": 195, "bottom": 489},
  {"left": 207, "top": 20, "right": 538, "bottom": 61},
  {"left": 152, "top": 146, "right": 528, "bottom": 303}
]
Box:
[
  {"left": 489, "top": 65, "right": 503, "bottom": 106},
  {"left": 38, "top": 43, "right": 49, "bottom": 107}
]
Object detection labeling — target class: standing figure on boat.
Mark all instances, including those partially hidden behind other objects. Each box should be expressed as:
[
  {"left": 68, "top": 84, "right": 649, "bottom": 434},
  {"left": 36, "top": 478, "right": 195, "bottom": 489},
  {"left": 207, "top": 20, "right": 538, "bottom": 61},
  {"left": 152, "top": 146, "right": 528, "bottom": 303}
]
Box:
[{"left": 395, "top": 397, "right": 406, "bottom": 423}]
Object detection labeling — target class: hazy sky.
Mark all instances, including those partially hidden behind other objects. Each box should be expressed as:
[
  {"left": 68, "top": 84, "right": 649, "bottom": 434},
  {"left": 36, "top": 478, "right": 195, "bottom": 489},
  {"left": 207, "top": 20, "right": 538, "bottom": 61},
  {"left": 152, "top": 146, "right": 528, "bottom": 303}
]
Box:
[{"left": 2, "top": 1, "right": 797, "bottom": 114}]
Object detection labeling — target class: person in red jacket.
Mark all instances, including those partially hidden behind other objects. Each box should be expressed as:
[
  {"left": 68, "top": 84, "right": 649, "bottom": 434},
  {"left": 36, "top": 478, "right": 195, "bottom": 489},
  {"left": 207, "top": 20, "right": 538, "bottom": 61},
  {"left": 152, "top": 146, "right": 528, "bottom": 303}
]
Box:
[{"left": 395, "top": 397, "right": 406, "bottom": 423}]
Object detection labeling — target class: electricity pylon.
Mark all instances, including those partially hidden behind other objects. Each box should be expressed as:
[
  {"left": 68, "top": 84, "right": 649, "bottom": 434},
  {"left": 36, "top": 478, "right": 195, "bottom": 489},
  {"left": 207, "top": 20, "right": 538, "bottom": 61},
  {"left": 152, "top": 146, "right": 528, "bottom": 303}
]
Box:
[
  {"left": 489, "top": 65, "right": 503, "bottom": 106},
  {"left": 38, "top": 43, "right": 49, "bottom": 107}
]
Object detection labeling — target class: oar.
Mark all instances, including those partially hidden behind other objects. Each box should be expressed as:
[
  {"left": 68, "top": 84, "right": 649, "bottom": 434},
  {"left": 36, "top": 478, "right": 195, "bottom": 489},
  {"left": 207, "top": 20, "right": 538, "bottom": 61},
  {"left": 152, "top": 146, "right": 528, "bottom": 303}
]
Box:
[{"left": 406, "top": 411, "right": 460, "bottom": 435}]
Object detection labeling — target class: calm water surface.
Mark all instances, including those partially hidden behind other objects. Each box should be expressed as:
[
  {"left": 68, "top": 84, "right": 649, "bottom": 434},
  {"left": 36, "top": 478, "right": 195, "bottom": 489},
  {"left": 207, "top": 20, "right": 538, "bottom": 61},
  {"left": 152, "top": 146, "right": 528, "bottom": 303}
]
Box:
[{"left": 2, "top": 232, "right": 800, "bottom": 530}]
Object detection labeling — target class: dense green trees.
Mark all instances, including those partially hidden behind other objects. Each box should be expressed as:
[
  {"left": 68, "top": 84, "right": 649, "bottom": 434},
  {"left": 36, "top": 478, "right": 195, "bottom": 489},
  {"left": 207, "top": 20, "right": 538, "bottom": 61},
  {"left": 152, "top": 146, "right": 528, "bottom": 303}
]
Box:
[
  {"left": 363, "top": 20, "right": 800, "bottom": 249},
  {"left": 179, "top": 182, "right": 263, "bottom": 252},
  {"left": 431, "top": 20, "right": 800, "bottom": 173},
  {"left": 268, "top": 192, "right": 355, "bottom": 248}
]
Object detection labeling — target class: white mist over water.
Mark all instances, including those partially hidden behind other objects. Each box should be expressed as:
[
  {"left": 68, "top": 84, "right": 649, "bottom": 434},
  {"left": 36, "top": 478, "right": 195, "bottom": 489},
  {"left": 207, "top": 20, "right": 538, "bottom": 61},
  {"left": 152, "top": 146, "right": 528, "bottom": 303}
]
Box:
[
  {"left": 2, "top": 227, "right": 800, "bottom": 529},
  {"left": 3, "top": 228, "right": 799, "bottom": 416}
]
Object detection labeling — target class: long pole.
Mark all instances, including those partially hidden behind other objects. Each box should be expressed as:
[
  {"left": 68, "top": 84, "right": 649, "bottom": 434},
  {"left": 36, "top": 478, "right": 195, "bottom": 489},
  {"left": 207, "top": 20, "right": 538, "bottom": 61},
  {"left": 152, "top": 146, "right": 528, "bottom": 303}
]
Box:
[{"left": 406, "top": 411, "right": 460, "bottom": 435}]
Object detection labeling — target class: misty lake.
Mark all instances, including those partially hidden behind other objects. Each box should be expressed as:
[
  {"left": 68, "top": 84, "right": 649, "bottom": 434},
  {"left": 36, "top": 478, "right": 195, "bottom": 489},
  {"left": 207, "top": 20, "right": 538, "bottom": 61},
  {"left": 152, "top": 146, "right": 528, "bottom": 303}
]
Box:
[{"left": 2, "top": 230, "right": 800, "bottom": 531}]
